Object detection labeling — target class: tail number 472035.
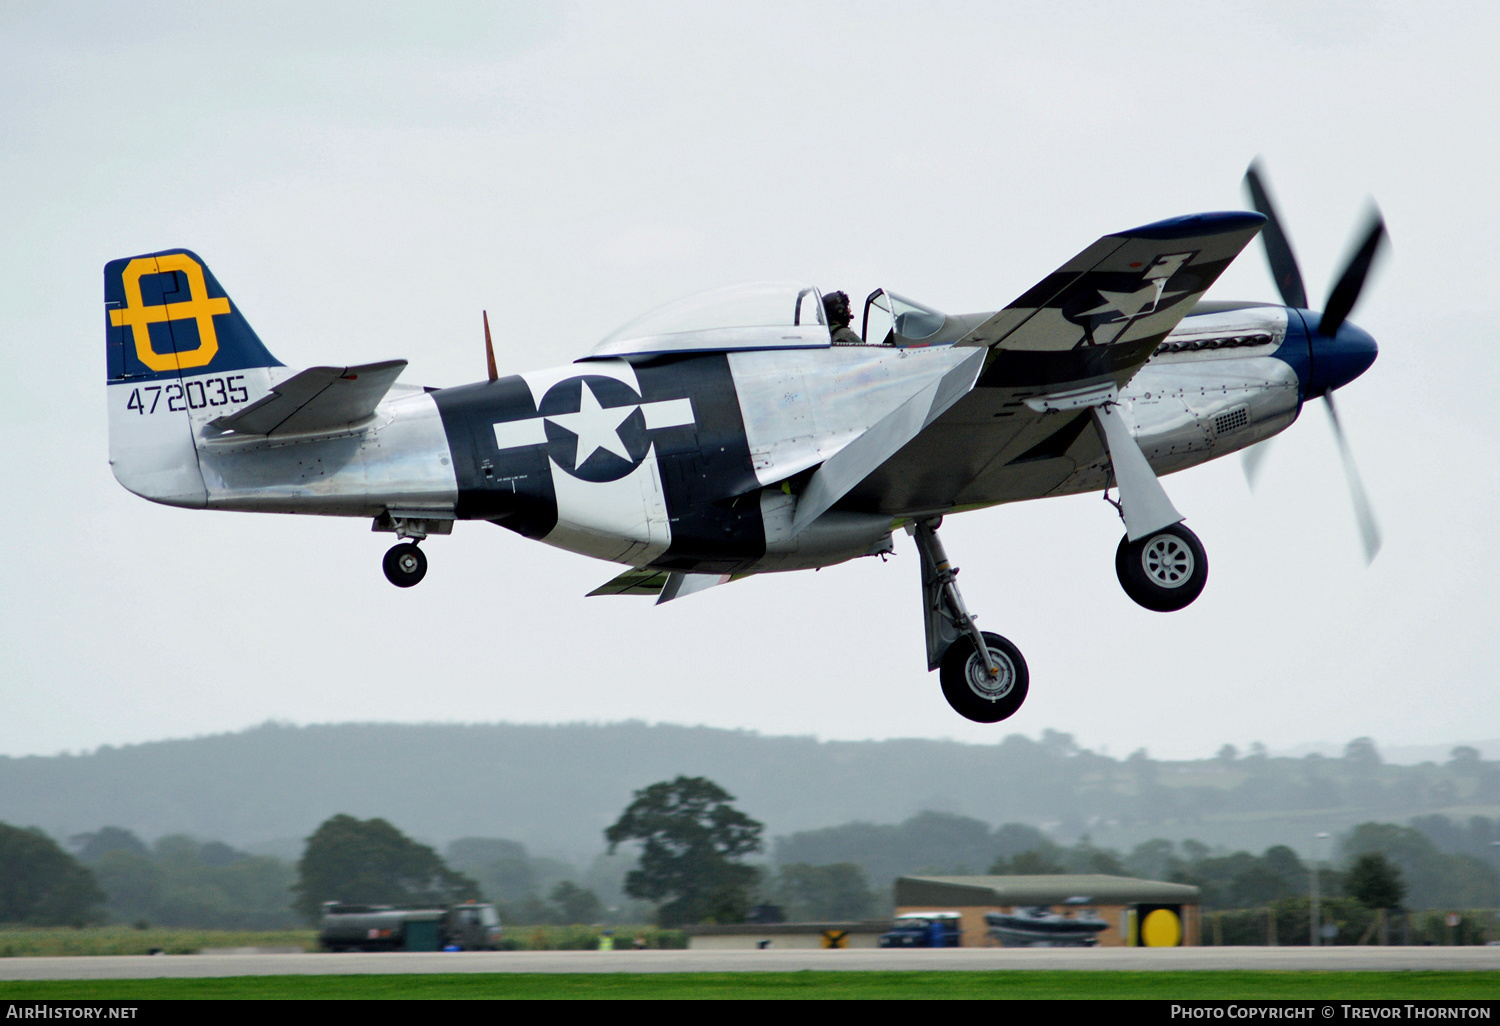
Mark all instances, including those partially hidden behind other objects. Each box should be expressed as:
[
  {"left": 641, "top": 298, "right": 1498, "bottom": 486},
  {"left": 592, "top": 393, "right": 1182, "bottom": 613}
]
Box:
[{"left": 124, "top": 374, "right": 248, "bottom": 415}]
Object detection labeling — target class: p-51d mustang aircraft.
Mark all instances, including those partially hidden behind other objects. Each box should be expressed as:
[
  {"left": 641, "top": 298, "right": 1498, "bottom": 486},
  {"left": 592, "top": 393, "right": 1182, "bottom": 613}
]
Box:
[{"left": 103, "top": 165, "right": 1383, "bottom": 723}]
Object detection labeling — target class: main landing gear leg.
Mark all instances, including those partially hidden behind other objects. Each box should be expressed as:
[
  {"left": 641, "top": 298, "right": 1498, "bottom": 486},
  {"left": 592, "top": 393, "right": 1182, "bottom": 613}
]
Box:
[
  {"left": 1089, "top": 403, "right": 1208, "bottom": 612},
  {"left": 913, "top": 518, "right": 1029, "bottom": 723}
]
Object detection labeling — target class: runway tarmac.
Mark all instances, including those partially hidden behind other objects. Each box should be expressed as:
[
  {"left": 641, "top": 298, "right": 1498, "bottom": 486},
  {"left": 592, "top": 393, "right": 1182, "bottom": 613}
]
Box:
[{"left": 2, "top": 947, "right": 1497, "bottom": 980}]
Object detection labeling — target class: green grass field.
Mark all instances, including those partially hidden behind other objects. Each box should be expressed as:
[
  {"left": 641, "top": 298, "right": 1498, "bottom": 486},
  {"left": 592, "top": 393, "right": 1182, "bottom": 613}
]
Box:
[
  {"left": 2, "top": 971, "right": 1497, "bottom": 1000},
  {"left": 0, "top": 927, "right": 317, "bottom": 958}
]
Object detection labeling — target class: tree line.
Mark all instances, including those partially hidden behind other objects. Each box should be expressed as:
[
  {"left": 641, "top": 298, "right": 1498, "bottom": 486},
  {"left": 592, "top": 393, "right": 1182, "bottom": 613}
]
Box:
[
  {"left": 778, "top": 812, "right": 1500, "bottom": 912},
  {"left": 4, "top": 723, "right": 1496, "bottom": 860},
  {"left": 2, "top": 775, "right": 1497, "bottom": 930}
]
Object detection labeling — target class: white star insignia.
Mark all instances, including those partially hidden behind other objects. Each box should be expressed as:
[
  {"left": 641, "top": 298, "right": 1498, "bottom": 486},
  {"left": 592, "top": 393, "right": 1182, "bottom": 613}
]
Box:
[
  {"left": 1078, "top": 280, "right": 1170, "bottom": 320},
  {"left": 545, "top": 379, "right": 636, "bottom": 465}
]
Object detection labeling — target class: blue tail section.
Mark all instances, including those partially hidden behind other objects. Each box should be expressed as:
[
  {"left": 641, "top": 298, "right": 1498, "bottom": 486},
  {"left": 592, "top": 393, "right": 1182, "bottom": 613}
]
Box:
[{"left": 104, "top": 249, "right": 283, "bottom": 383}]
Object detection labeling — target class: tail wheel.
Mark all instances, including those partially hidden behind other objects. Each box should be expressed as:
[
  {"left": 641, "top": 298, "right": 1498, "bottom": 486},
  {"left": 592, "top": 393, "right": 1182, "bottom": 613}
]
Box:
[
  {"left": 1115, "top": 523, "right": 1207, "bottom": 612},
  {"left": 939, "top": 631, "right": 1029, "bottom": 723},
  {"left": 383, "top": 543, "right": 427, "bottom": 588}
]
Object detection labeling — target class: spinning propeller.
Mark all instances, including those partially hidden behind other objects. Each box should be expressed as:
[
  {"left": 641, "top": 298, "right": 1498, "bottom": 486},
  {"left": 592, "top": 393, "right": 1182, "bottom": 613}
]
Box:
[{"left": 1240, "top": 160, "right": 1386, "bottom": 563}]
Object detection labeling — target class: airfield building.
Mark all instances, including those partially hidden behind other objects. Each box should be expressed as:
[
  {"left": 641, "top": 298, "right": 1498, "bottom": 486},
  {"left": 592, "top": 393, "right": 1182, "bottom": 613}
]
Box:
[{"left": 895, "top": 874, "right": 1202, "bottom": 947}]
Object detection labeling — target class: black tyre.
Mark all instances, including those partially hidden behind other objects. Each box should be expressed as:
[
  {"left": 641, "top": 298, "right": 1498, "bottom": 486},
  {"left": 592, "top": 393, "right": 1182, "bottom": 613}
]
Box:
[
  {"left": 939, "top": 631, "right": 1029, "bottom": 723},
  {"left": 1115, "top": 523, "right": 1207, "bottom": 612},
  {"left": 382, "top": 543, "right": 427, "bottom": 588}
]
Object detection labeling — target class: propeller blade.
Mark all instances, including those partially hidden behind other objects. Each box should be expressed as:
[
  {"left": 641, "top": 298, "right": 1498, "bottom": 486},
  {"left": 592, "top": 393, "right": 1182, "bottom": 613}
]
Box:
[
  {"left": 1241, "top": 439, "right": 1274, "bottom": 490},
  {"left": 1319, "top": 205, "right": 1387, "bottom": 337},
  {"left": 484, "top": 309, "right": 498, "bottom": 383},
  {"left": 1243, "top": 160, "right": 1309, "bottom": 309},
  {"left": 1322, "top": 391, "right": 1381, "bottom": 563}
]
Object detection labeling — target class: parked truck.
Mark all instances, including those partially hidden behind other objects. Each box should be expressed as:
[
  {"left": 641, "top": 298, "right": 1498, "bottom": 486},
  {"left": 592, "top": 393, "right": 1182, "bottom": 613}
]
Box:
[
  {"left": 878, "top": 911, "right": 963, "bottom": 948},
  {"left": 318, "top": 900, "right": 503, "bottom": 952}
]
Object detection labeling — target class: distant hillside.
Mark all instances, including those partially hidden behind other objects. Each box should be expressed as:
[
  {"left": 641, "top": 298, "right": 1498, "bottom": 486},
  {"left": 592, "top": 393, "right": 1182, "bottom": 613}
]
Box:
[{"left": 1, "top": 722, "right": 1495, "bottom": 862}]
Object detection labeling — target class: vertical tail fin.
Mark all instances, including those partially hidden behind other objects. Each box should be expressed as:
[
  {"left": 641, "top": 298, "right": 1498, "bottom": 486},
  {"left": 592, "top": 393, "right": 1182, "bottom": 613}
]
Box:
[
  {"left": 105, "top": 249, "right": 281, "bottom": 383},
  {"left": 104, "top": 250, "right": 283, "bottom": 506}
]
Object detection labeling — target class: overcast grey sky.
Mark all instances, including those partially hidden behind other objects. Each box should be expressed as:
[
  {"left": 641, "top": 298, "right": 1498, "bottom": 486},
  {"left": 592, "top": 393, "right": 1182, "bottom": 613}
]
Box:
[{"left": 2, "top": 1, "right": 1496, "bottom": 760}]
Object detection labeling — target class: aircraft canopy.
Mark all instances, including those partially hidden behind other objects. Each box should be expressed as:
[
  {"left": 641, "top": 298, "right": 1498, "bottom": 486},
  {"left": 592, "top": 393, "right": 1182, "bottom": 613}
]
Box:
[{"left": 587, "top": 281, "right": 832, "bottom": 358}]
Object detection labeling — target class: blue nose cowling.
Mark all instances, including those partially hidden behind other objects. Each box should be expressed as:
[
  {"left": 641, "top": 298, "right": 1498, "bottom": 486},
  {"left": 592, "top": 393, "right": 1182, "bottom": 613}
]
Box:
[{"left": 1305, "top": 315, "right": 1378, "bottom": 398}]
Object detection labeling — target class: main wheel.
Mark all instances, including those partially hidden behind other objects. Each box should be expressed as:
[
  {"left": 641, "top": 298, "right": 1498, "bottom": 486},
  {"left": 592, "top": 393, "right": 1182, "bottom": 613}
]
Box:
[
  {"left": 939, "top": 631, "right": 1029, "bottom": 723},
  {"left": 382, "top": 543, "right": 427, "bottom": 588},
  {"left": 1115, "top": 523, "right": 1207, "bottom": 612}
]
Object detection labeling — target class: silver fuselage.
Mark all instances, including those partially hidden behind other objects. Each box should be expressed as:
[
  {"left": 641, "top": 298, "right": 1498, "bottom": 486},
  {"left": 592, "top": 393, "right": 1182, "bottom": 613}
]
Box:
[{"left": 108, "top": 304, "right": 1307, "bottom": 574}]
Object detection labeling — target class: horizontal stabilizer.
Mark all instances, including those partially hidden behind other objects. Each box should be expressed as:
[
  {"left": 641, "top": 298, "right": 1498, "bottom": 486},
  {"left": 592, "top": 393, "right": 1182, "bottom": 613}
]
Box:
[
  {"left": 958, "top": 211, "right": 1266, "bottom": 353},
  {"left": 209, "top": 360, "right": 407, "bottom": 436}
]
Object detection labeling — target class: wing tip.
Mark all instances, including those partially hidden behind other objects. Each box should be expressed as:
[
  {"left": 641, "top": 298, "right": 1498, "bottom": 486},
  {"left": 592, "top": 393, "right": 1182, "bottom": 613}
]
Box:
[{"left": 1119, "top": 210, "right": 1267, "bottom": 241}]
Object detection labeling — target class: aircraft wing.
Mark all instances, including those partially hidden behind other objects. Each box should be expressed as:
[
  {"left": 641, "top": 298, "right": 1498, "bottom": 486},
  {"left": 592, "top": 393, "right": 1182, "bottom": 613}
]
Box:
[
  {"left": 209, "top": 359, "right": 407, "bottom": 436},
  {"left": 958, "top": 211, "right": 1266, "bottom": 354},
  {"left": 833, "top": 212, "right": 1266, "bottom": 515}
]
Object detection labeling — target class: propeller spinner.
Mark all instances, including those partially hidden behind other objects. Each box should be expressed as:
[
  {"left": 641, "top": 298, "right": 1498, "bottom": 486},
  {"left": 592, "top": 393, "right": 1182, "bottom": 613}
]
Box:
[{"left": 1240, "top": 160, "right": 1386, "bottom": 563}]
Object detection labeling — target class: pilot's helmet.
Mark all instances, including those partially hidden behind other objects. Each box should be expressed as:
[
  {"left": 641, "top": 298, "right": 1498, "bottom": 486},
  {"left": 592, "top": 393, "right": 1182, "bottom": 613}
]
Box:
[{"left": 822, "top": 291, "right": 851, "bottom": 325}]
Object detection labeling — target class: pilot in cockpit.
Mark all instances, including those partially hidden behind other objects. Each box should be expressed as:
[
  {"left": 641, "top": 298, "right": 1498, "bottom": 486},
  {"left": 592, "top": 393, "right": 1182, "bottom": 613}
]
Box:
[{"left": 822, "top": 291, "right": 863, "bottom": 346}]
